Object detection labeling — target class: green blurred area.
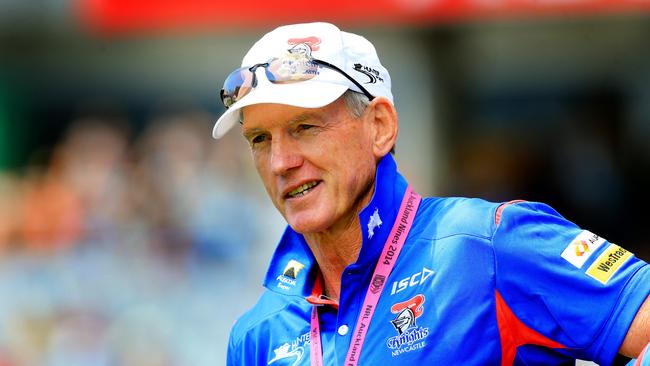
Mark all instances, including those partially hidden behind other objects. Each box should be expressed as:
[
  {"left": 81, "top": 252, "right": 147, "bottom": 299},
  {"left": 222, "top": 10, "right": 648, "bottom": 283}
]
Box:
[
  {"left": 0, "top": 79, "right": 27, "bottom": 171},
  {"left": 0, "top": 83, "right": 8, "bottom": 169}
]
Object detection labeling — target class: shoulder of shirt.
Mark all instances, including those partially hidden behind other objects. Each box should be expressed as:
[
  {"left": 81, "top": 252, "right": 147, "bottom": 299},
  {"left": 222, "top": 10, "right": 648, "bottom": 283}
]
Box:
[
  {"left": 229, "top": 289, "right": 306, "bottom": 347},
  {"left": 412, "top": 196, "right": 498, "bottom": 241},
  {"left": 415, "top": 197, "right": 555, "bottom": 241}
]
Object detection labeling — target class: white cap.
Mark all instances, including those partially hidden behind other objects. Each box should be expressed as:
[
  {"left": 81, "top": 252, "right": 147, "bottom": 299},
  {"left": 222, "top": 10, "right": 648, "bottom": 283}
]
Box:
[{"left": 212, "top": 22, "right": 393, "bottom": 139}]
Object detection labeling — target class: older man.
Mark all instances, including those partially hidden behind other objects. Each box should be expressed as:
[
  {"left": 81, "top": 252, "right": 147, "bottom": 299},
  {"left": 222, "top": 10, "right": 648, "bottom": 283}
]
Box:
[{"left": 214, "top": 22, "right": 649, "bottom": 366}]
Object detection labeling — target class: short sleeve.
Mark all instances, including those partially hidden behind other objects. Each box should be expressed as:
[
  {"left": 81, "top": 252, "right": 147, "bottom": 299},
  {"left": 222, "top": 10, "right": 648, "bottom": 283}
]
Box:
[
  {"left": 492, "top": 201, "right": 650, "bottom": 365},
  {"left": 226, "top": 328, "right": 242, "bottom": 366}
]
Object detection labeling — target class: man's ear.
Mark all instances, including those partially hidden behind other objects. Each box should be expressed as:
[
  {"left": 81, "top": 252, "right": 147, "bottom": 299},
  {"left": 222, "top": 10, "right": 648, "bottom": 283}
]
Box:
[{"left": 365, "top": 97, "right": 398, "bottom": 158}]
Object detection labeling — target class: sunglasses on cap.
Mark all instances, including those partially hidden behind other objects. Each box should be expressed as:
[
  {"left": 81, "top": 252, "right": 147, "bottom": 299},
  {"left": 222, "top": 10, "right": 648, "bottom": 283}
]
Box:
[{"left": 220, "top": 53, "right": 375, "bottom": 109}]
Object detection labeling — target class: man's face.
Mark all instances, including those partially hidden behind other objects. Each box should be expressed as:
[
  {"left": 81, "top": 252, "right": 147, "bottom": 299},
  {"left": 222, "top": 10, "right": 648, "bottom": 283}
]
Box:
[{"left": 241, "top": 97, "right": 377, "bottom": 235}]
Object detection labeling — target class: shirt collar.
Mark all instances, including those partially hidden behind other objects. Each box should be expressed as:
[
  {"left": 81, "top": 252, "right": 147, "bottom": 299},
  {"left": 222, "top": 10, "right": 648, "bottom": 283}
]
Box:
[{"left": 262, "top": 153, "right": 408, "bottom": 299}]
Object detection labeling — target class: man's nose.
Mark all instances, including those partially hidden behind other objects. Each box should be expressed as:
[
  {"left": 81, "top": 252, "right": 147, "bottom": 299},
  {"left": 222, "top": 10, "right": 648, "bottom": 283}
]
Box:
[{"left": 270, "top": 136, "right": 303, "bottom": 176}]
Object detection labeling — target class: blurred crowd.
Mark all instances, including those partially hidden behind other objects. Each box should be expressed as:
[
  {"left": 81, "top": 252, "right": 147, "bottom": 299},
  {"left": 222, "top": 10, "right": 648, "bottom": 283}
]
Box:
[
  {"left": 0, "top": 97, "right": 648, "bottom": 366},
  {"left": 0, "top": 108, "right": 285, "bottom": 366}
]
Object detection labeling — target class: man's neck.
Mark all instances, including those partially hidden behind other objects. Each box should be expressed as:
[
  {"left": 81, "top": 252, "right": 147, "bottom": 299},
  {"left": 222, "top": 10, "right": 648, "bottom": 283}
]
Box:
[
  {"left": 301, "top": 170, "right": 377, "bottom": 303},
  {"left": 303, "top": 215, "right": 364, "bottom": 303}
]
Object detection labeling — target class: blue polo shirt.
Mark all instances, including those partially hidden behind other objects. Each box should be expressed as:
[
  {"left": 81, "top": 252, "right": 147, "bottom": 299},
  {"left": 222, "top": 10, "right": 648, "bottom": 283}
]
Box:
[{"left": 227, "top": 154, "right": 650, "bottom": 366}]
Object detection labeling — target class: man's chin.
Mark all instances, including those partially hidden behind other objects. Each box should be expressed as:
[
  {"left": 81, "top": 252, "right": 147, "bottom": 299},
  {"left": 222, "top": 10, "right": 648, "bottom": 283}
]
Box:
[{"left": 285, "top": 214, "right": 332, "bottom": 235}]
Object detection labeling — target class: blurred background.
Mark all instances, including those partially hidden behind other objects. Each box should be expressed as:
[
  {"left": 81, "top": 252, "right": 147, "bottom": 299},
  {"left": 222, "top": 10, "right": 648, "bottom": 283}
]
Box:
[{"left": 1, "top": 1, "right": 649, "bottom": 365}]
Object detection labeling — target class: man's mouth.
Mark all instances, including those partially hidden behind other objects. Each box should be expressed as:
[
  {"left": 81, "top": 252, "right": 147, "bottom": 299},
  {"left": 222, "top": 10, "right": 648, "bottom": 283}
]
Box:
[{"left": 285, "top": 181, "right": 321, "bottom": 199}]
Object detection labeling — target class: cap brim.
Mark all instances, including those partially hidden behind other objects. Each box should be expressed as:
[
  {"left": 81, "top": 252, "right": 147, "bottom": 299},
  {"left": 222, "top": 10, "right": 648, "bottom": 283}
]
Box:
[{"left": 212, "top": 80, "right": 349, "bottom": 139}]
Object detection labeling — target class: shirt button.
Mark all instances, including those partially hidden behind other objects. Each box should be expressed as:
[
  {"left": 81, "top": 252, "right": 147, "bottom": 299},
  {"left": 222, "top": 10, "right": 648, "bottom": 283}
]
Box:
[{"left": 338, "top": 325, "right": 349, "bottom": 336}]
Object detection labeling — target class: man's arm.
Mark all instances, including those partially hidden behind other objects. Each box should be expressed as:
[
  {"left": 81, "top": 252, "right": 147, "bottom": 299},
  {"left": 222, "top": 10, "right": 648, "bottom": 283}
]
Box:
[{"left": 620, "top": 294, "right": 650, "bottom": 358}]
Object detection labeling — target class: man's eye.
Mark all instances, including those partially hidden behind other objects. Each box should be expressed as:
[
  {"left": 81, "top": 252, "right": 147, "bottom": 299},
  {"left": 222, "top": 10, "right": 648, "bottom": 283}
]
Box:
[
  {"left": 297, "top": 124, "right": 314, "bottom": 132},
  {"left": 251, "top": 135, "right": 267, "bottom": 144}
]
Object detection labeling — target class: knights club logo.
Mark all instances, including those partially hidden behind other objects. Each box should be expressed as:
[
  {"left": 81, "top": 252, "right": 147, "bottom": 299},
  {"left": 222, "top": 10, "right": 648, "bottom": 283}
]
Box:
[
  {"left": 275, "top": 36, "right": 322, "bottom": 79},
  {"left": 386, "top": 294, "right": 430, "bottom": 355},
  {"left": 390, "top": 294, "right": 425, "bottom": 334},
  {"left": 287, "top": 36, "right": 321, "bottom": 51},
  {"left": 286, "top": 36, "right": 321, "bottom": 58}
]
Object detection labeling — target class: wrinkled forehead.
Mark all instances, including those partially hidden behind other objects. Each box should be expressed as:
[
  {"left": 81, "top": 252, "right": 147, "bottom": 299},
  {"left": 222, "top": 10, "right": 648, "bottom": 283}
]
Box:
[{"left": 240, "top": 96, "right": 349, "bottom": 132}]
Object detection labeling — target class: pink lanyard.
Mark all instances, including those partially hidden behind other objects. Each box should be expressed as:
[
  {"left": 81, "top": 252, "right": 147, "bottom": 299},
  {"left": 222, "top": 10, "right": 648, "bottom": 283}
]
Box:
[{"left": 310, "top": 186, "right": 421, "bottom": 366}]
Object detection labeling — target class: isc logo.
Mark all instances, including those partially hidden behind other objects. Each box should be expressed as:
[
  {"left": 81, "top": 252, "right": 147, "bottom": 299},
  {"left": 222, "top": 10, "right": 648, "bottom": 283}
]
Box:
[{"left": 390, "top": 267, "right": 434, "bottom": 295}]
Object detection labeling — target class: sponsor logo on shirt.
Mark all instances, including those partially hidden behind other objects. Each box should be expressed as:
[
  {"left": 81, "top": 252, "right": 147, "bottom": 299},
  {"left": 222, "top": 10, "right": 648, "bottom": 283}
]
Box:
[
  {"left": 268, "top": 332, "right": 310, "bottom": 366},
  {"left": 386, "top": 294, "right": 430, "bottom": 357},
  {"left": 390, "top": 267, "right": 434, "bottom": 295},
  {"left": 561, "top": 230, "right": 606, "bottom": 269},
  {"left": 586, "top": 244, "right": 633, "bottom": 284},
  {"left": 276, "top": 259, "right": 305, "bottom": 291},
  {"left": 367, "top": 207, "right": 382, "bottom": 239},
  {"left": 283, "top": 260, "right": 305, "bottom": 279}
]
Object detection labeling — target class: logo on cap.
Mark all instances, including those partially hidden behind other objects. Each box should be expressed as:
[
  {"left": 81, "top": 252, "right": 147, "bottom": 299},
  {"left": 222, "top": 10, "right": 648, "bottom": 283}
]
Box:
[
  {"left": 353, "top": 63, "right": 384, "bottom": 84},
  {"left": 287, "top": 36, "right": 321, "bottom": 51}
]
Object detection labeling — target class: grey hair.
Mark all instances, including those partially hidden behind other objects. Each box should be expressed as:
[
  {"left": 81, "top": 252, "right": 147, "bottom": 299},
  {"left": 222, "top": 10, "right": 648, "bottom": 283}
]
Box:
[
  {"left": 343, "top": 90, "right": 371, "bottom": 118},
  {"left": 343, "top": 89, "right": 396, "bottom": 154}
]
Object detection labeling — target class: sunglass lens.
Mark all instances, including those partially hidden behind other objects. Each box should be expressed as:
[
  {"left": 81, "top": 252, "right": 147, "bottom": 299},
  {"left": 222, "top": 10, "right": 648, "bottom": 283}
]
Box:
[{"left": 221, "top": 67, "right": 254, "bottom": 108}]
